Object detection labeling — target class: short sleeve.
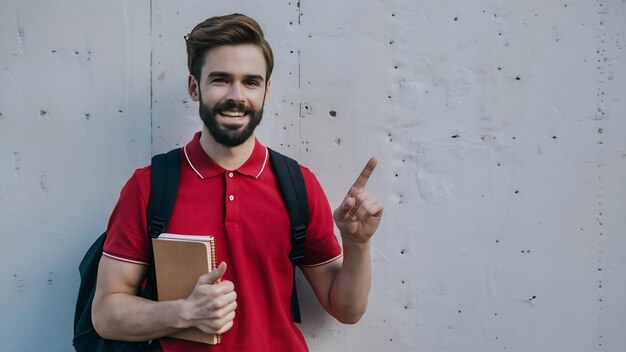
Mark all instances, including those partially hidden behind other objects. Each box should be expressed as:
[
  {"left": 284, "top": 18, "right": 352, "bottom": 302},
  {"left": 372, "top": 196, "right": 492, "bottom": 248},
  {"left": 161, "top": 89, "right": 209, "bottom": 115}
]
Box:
[{"left": 102, "top": 167, "right": 152, "bottom": 265}]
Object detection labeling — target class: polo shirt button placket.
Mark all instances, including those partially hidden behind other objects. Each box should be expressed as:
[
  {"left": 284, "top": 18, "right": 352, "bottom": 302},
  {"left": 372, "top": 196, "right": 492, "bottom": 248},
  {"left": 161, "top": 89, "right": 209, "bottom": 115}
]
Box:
[
  {"left": 227, "top": 173, "right": 235, "bottom": 202},
  {"left": 224, "top": 171, "right": 238, "bottom": 234}
]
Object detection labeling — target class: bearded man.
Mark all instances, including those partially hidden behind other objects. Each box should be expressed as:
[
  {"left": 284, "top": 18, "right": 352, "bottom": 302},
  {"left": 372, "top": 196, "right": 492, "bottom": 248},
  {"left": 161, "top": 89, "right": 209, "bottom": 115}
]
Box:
[{"left": 91, "top": 13, "right": 384, "bottom": 352}]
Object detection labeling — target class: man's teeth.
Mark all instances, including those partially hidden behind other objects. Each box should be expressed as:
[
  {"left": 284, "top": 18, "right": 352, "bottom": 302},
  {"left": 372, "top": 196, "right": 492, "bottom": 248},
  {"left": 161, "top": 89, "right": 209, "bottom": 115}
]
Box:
[{"left": 220, "top": 110, "right": 245, "bottom": 117}]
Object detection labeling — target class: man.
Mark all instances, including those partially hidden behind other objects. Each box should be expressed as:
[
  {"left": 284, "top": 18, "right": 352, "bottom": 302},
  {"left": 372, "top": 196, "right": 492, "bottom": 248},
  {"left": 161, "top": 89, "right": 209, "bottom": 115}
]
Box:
[{"left": 92, "top": 13, "right": 384, "bottom": 351}]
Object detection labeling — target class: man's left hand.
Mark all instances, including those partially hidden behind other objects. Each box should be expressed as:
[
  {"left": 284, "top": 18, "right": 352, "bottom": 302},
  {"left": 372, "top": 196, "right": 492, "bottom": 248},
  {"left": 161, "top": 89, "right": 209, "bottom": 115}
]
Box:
[{"left": 333, "top": 157, "right": 384, "bottom": 244}]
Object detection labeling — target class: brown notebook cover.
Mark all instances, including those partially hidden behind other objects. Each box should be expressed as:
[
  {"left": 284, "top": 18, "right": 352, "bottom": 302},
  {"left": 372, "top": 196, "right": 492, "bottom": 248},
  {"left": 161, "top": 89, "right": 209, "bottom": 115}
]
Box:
[{"left": 152, "top": 233, "right": 220, "bottom": 344}]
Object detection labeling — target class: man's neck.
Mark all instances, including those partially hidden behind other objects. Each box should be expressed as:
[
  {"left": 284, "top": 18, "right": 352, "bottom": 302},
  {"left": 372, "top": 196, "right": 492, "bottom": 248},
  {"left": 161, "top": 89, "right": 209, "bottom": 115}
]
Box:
[{"left": 198, "top": 128, "right": 256, "bottom": 171}]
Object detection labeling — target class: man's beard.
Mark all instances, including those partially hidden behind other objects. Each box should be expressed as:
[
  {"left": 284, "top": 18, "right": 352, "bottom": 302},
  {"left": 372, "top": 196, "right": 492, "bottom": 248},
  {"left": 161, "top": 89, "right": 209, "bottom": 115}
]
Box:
[{"left": 199, "top": 94, "right": 264, "bottom": 147}]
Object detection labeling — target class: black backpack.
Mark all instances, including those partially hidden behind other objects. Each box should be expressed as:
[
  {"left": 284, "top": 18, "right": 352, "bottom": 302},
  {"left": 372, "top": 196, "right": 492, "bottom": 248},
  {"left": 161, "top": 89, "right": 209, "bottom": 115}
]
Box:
[{"left": 73, "top": 147, "right": 309, "bottom": 351}]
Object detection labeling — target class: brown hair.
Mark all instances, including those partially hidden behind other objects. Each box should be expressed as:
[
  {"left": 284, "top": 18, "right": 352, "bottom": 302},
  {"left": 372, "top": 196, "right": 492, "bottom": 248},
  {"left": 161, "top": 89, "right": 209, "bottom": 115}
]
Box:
[{"left": 185, "top": 13, "right": 274, "bottom": 83}]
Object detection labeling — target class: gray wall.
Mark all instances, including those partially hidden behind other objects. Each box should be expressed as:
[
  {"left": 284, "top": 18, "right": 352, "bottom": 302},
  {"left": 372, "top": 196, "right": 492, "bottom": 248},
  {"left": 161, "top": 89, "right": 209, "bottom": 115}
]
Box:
[{"left": 1, "top": 1, "right": 625, "bottom": 351}]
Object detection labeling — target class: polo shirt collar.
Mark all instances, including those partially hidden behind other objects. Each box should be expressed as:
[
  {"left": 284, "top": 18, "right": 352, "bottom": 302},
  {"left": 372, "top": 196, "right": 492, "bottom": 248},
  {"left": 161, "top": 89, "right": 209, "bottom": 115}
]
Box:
[{"left": 183, "top": 131, "right": 269, "bottom": 179}]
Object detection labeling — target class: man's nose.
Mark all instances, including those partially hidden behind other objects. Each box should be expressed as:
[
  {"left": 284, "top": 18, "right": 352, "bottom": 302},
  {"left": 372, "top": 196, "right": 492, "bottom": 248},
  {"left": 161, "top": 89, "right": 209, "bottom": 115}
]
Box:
[{"left": 226, "top": 82, "right": 245, "bottom": 102}]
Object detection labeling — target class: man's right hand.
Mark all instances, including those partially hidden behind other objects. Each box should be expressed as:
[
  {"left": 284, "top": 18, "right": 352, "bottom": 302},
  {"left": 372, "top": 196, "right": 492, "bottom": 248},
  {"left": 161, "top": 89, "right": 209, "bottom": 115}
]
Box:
[
  {"left": 93, "top": 256, "right": 237, "bottom": 341},
  {"left": 181, "top": 262, "right": 237, "bottom": 334}
]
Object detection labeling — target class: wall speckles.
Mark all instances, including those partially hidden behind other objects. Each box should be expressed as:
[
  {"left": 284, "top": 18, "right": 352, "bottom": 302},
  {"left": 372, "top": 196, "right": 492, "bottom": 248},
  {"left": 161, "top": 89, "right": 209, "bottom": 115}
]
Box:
[
  {"left": 13, "top": 274, "right": 25, "bottom": 294},
  {"left": 587, "top": 1, "right": 626, "bottom": 348},
  {"left": 39, "top": 174, "right": 47, "bottom": 198},
  {"left": 12, "top": 151, "right": 20, "bottom": 179},
  {"left": 16, "top": 27, "right": 26, "bottom": 55},
  {"left": 299, "top": 102, "right": 314, "bottom": 118}
]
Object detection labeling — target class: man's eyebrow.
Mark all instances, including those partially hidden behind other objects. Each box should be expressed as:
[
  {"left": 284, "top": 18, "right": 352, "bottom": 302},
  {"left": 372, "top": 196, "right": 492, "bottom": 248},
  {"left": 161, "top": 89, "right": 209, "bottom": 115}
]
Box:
[
  {"left": 207, "top": 71, "right": 264, "bottom": 82},
  {"left": 244, "top": 74, "right": 265, "bottom": 82},
  {"left": 207, "top": 71, "right": 232, "bottom": 78}
]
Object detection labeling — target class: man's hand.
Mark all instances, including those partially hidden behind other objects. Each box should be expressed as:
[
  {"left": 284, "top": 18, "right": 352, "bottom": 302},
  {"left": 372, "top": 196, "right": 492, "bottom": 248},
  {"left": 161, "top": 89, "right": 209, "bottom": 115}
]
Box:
[
  {"left": 333, "top": 157, "right": 384, "bottom": 244},
  {"left": 180, "top": 262, "right": 237, "bottom": 334}
]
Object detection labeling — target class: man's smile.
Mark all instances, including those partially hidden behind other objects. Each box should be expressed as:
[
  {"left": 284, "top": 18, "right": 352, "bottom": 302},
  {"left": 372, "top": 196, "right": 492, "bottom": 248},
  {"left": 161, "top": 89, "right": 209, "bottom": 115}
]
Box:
[{"left": 219, "top": 109, "right": 247, "bottom": 118}]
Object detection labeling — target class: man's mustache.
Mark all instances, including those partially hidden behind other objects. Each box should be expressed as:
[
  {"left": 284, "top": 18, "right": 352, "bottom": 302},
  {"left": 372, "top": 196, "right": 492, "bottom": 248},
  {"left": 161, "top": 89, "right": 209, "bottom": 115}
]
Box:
[{"left": 212, "top": 100, "right": 253, "bottom": 114}]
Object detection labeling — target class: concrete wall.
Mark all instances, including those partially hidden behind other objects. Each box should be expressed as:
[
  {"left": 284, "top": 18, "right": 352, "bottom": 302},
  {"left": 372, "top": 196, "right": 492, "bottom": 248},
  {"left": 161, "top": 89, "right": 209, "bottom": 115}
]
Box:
[{"left": 1, "top": 1, "right": 625, "bottom": 351}]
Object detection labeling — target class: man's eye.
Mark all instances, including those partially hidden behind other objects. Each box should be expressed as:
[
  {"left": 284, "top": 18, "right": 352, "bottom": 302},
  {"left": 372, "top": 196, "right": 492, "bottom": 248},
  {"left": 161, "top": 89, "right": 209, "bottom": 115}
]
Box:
[
  {"left": 245, "top": 80, "right": 260, "bottom": 86},
  {"left": 212, "top": 78, "right": 228, "bottom": 84}
]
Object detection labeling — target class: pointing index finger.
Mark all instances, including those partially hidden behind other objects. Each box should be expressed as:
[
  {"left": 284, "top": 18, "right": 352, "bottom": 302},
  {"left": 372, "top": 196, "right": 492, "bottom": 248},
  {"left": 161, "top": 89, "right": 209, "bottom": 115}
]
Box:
[{"left": 351, "top": 157, "right": 378, "bottom": 192}]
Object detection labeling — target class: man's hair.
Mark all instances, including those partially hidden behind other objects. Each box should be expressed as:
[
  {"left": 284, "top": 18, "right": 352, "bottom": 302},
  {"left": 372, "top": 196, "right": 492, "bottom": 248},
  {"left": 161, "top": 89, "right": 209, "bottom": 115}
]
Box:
[{"left": 185, "top": 13, "right": 274, "bottom": 83}]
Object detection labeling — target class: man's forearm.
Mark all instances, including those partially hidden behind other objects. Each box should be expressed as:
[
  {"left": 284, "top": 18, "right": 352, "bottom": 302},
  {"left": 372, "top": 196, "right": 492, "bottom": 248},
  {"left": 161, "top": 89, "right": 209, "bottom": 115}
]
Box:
[
  {"left": 329, "top": 237, "right": 372, "bottom": 324},
  {"left": 93, "top": 293, "right": 185, "bottom": 341}
]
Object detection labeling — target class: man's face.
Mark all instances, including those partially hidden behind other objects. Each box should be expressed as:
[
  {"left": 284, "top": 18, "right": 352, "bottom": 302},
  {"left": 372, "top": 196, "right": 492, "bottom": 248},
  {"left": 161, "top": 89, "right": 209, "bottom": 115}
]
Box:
[{"left": 191, "top": 44, "right": 270, "bottom": 147}]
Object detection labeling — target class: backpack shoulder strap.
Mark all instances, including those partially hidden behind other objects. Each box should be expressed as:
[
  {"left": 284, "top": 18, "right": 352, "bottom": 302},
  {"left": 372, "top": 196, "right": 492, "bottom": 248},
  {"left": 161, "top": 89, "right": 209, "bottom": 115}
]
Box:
[
  {"left": 268, "top": 148, "right": 309, "bottom": 263},
  {"left": 147, "top": 148, "right": 181, "bottom": 239},
  {"left": 268, "top": 148, "right": 309, "bottom": 323},
  {"left": 141, "top": 148, "right": 181, "bottom": 303}
]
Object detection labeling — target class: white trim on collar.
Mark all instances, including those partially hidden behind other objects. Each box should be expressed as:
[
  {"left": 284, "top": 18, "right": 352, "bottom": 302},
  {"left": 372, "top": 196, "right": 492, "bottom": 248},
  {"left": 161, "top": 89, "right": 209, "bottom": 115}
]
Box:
[
  {"left": 184, "top": 145, "right": 204, "bottom": 179},
  {"left": 184, "top": 144, "right": 268, "bottom": 180},
  {"left": 255, "top": 147, "right": 269, "bottom": 179}
]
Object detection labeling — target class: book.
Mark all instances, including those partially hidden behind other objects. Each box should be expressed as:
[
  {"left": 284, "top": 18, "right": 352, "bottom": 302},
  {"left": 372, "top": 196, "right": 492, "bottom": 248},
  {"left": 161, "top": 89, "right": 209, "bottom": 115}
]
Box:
[{"left": 151, "top": 233, "right": 220, "bottom": 344}]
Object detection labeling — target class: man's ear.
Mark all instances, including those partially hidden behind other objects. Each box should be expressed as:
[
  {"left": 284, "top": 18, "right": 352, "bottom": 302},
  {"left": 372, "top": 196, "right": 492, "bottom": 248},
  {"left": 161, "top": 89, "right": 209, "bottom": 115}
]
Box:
[
  {"left": 264, "top": 80, "right": 271, "bottom": 104},
  {"left": 188, "top": 75, "right": 199, "bottom": 102}
]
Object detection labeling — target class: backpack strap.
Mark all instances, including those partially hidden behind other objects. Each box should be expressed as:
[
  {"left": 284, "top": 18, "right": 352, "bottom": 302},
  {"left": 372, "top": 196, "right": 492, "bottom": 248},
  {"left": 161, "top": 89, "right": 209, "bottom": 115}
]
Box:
[
  {"left": 141, "top": 149, "right": 181, "bottom": 351},
  {"left": 142, "top": 148, "right": 181, "bottom": 304},
  {"left": 268, "top": 148, "right": 309, "bottom": 323},
  {"left": 148, "top": 148, "right": 181, "bottom": 239}
]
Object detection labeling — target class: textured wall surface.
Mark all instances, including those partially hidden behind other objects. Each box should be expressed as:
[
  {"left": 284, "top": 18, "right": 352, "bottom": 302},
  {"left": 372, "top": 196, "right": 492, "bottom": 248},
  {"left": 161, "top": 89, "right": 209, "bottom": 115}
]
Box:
[{"left": 1, "top": 1, "right": 625, "bottom": 351}]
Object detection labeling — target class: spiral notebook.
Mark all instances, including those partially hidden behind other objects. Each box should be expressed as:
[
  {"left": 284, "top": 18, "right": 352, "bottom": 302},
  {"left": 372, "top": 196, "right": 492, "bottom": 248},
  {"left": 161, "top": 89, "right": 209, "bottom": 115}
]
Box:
[{"left": 152, "top": 233, "right": 220, "bottom": 344}]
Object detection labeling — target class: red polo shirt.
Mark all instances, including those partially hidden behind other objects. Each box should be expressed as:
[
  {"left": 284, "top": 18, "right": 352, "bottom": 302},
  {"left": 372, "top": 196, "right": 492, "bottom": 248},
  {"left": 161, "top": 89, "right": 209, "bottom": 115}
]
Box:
[{"left": 103, "top": 132, "right": 342, "bottom": 351}]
